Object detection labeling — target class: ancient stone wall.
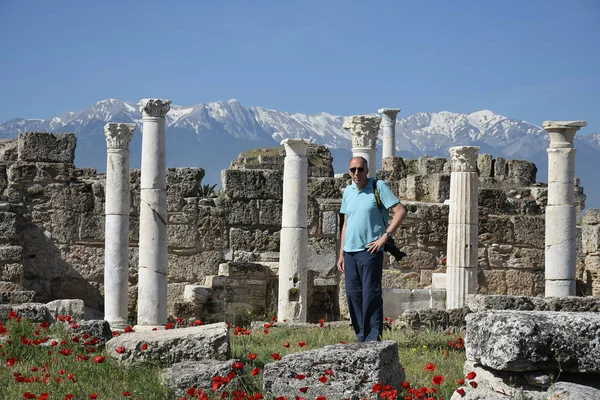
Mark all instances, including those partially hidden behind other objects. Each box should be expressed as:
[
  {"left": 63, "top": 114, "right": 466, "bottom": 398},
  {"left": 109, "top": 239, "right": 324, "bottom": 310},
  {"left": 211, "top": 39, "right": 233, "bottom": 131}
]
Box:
[{"left": 0, "top": 132, "right": 593, "bottom": 323}]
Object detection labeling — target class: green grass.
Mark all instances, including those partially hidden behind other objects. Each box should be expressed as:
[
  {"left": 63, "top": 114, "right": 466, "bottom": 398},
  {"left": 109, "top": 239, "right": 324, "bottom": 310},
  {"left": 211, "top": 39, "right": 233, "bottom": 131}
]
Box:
[{"left": 0, "top": 317, "right": 468, "bottom": 399}]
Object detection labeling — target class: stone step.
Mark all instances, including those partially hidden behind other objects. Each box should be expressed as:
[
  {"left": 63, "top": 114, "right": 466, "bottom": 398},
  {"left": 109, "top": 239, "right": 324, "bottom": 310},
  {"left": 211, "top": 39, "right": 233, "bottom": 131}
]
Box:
[{"left": 0, "top": 290, "right": 35, "bottom": 304}]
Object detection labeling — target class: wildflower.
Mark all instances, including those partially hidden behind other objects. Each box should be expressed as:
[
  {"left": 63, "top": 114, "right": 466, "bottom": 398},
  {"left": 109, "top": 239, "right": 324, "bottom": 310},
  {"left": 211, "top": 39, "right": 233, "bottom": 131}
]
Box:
[
  {"left": 271, "top": 353, "right": 281, "bottom": 360},
  {"left": 318, "top": 376, "right": 328, "bottom": 383},
  {"left": 298, "top": 341, "right": 307, "bottom": 347},
  {"left": 141, "top": 343, "right": 148, "bottom": 351},
  {"left": 233, "top": 361, "right": 245, "bottom": 369},
  {"left": 432, "top": 375, "right": 445, "bottom": 385},
  {"left": 295, "top": 374, "right": 306, "bottom": 380},
  {"left": 299, "top": 387, "right": 308, "bottom": 393},
  {"left": 466, "top": 371, "right": 477, "bottom": 380},
  {"left": 23, "top": 393, "right": 37, "bottom": 399},
  {"left": 116, "top": 346, "right": 126, "bottom": 354},
  {"left": 6, "top": 357, "right": 18, "bottom": 366},
  {"left": 324, "top": 368, "right": 334, "bottom": 375},
  {"left": 456, "top": 388, "right": 466, "bottom": 396},
  {"left": 469, "top": 381, "right": 478, "bottom": 388},
  {"left": 251, "top": 368, "right": 261, "bottom": 376},
  {"left": 59, "top": 349, "right": 73, "bottom": 356},
  {"left": 122, "top": 392, "right": 132, "bottom": 397},
  {"left": 457, "top": 378, "right": 465, "bottom": 385},
  {"left": 89, "top": 394, "right": 99, "bottom": 399},
  {"left": 283, "top": 341, "right": 290, "bottom": 348},
  {"left": 93, "top": 356, "right": 106, "bottom": 364},
  {"left": 401, "top": 381, "right": 411, "bottom": 389},
  {"left": 65, "top": 395, "right": 75, "bottom": 400},
  {"left": 424, "top": 363, "right": 436, "bottom": 372},
  {"left": 248, "top": 353, "right": 258, "bottom": 361}
]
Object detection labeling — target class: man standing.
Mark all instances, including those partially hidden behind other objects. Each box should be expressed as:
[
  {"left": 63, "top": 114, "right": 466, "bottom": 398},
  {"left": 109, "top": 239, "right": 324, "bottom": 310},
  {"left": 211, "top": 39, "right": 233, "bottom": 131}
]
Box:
[{"left": 337, "top": 156, "right": 406, "bottom": 342}]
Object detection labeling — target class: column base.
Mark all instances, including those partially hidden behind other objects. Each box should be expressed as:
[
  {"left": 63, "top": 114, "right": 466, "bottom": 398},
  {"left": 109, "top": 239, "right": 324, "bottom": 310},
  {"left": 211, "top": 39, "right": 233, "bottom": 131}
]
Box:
[
  {"left": 545, "top": 280, "right": 576, "bottom": 297},
  {"left": 133, "top": 324, "right": 166, "bottom": 332},
  {"left": 106, "top": 318, "right": 129, "bottom": 331}
]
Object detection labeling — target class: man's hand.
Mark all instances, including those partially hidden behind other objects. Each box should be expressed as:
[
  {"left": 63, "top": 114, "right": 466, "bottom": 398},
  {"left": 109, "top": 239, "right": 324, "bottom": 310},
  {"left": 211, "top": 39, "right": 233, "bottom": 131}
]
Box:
[
  {"left": 337, "top": 256, "right": 345, "bottom": 272},
  {"left": 366, "top": 235, "right": 388, "bottom": 254}
]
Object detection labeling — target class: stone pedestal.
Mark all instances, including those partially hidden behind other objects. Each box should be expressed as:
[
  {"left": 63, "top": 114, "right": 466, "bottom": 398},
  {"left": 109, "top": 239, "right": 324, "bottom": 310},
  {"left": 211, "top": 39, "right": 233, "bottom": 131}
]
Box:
[
  {"left": 343, "top": 115, "right": 382, "bottom": 177},
  {"left": 104, "top": 123, "right": 135, "bottom": 329},
  {"left": 136, "top": 98, "right": 171, "bottom": 328},
  {"left": 278, "top": 138, "right": 312, "bottom": 322},
  {"left": 446, "top": 146, "right": 479, "bottom": 309},
  {"left": 378, "top": 108, "right": 400, "bottom": 161},
  {"left": 543, "top": 120, "right": 586, "bottom": 297}
]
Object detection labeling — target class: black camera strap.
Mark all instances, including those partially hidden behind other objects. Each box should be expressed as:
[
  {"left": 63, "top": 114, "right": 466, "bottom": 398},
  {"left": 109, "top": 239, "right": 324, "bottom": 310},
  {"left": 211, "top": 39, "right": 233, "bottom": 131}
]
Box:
[{"left": 372, "top": 179, "right": 388, "bottom": 230}]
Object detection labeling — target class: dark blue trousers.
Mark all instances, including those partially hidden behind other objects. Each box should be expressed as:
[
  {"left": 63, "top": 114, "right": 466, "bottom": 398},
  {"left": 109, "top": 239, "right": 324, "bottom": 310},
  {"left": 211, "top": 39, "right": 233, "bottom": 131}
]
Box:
[{"left": 344, "top": 250, "right": 384, "bottom": 342}]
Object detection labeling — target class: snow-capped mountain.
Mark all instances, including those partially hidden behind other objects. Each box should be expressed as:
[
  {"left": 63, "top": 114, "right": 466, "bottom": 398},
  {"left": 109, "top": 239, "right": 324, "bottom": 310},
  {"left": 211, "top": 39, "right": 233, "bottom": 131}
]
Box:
[{"left": 1, "top": 99, "right": 599, "bottom": 208}]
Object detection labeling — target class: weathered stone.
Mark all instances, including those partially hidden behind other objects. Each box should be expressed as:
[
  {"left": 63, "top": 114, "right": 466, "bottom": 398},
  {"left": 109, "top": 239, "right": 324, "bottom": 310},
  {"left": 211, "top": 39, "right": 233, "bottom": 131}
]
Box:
[
  {"left": 1, "top": 263, "right": 23, "bottom": 282},
  {"left": 397, "top": 248, "right": 437, "bottom": 270},
  {"left": 229, "top": 228, "right": 280, "bottom": 252},
  {"left": 18, "top": 132, "right": 76, "bottom": 163},
  {"left": 466, "top": 311, "right": 600, "bottom": 372},
  {"left": 494, "top": 157, "right": 508, "bottom": 180},
  {"left": 477, "top": 270, "right": 507, "bottom": 295},
  {"left": 307, "top": 177, "right": 346, "bottom": 199},
  {"left": 222, "top": 169, "right": 283, "bottom": 199},
  {"left": 478, "top": 216, "right": 513, "bottom": 244},
  {"left": 478, "top": 188, "right": 514, "bottom": 214},
  {"left": 0, "top": 212, "right": 18, "bottom": 242},
  {"left": 72, "top": 320, "right": 112, "bottom": 344},
  {"left": 511, "top": 216, "right": 545, "bottom": 248},
  {"left": 0, "top": 290, "right": 35, "bottom": 304},
  {"left": 419, "top": 156, "right": 447, "bottom": 174},
  {"left": 477, "top": 154, "right": 493, "bottom": 178},
  {"left": 507, "top": 160, "right": 537, "bottom": 186},
  {"left": 582, "top": 225, "right": 600, "bottom": 254},
  {"left": 46, "top": 299, "right": 86, "bottom": 322},
  {"left": 258, "top": 199, "right": 281, "bottom": 226},
  {"left": 168, "top": 251, "right": 222, "bottom": 283},
  {"left": 107, "top": 322, "right": 230, "bottom": 366},
  {"left": 546, "top": 382, "right": 600, "bottom": 400},
  {"left": 11, "top": 303, "right": 51, "bottom": 322},
  {"left": 582, "top": 209, "right": 600, "bottom": 225},
  {"left": 7, "top": 162, "right": 38, "bottom": 183},
  {"left": 467, "top": 295, "right": 544, "bottom": 312},
  {"left": 382, "top": 271, "right": 420, "bottom": 288},
  {"left": 381, "top": 157, "right": 407, "bottom": 180},
  {"left": 35, "top": 162, "right": 74, "bottom": 183},
  {"left": 45, "top": 182, "right": 95, "bottom": 212},
  {"left": 308, "top": 237, "right": 337, "bottom": 277},
  {"left": 263, "top": 341, "right": 404, "bottom": 399},
  {"left": 161, "top": 359, "right": 237, "bottom": 396},
  {"left": 505, "top": 270, "right": 534, "bottom": 295},
  {"left": 197, "top": 205, "right": 226, "bottom": 250},
  {"left": 168, "top": 224, "right": 198, "bottom": 249},
  {"left": 0, "top": 138, "right": 18, "bottom": 162}
]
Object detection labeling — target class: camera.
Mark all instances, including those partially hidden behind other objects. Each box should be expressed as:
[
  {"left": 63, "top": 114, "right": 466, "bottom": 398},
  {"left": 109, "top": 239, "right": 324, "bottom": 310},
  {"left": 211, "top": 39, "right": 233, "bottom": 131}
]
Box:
[{"left": 384, "top": 237, "right": 407, "bottom": 262}]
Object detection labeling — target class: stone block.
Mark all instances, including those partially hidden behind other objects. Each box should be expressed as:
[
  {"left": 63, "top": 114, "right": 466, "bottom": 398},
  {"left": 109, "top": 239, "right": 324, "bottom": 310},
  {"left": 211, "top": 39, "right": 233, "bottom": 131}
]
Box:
[
  {"left": 222, "top": 169, "right": 283, "bottom": 199},
  {"left": 72, "top": 320, "right": 112, "bottom": 345},
  {"left": 0, "top": 245, "right": 23, "bottom": 262},
  {"left": 107, "top": 322, "right": 231, "bottom": 366},
  {"left": 466, "top": 310, "right": 600, "bottom": 372},
  {"left": 183, "top": 285, "right": 212, "bottom": 304},
  {"left": 507, "top": 160, "right": 537, "bottom": 186},
  {"left": 263, "top": 341, "right": 404, "bottom": 398},
  {"left": 477, "top": 154, "right": 493, "bottom": 178},
  {"left": 582, "top": 209, "right": 600, "bottom": 225},
  {"left": 168, "top": 224, "right": 198, "bottom": 249},
  {"left": 18, "top": 132, "right": 76, "bottom": 163},
  {"left": 321, "top": 210, "right": 338, "bottom": 235},
  {"left": 493, "top": 157, "right": 508, "bottom": 180},
  {"left": 46, "top": 299, "right": 86, "bottom": 322},
  {"left": 419, "top": 156, "right": 447, "bottom": 174},
  {"left": 258, "top": 199, "right": 281, "bottom": 226},
  {"left": 505, "top": 270, "right": 534, "bottom": 295},
  {"left": 0, "top": 212, "right": 18, "bottom": 242},
  {"left": 78, "top": 213, "right": 104, "bottom": 241},
  {"left": 546, "top": 382, "right": 600, "bottom": 400},
  {"left": 397, "top": 248, "right": 438, "bottom": 270},
  {"left": 0, "top": 290, "right": 35, "bottom": 304},
  {"left": 1, "top": 263, "right": 23, "bottom": 282},
  {"left": 582, "top": 224, "right": 600, "bottom": 253},
  {"left": 162, "top": 360, "right": 237, "bottom": 397},
  {"left": 478, "top": 216, "right": 513, "bottom": 244},
  {"left": 511, "top": 216, "right": 544, "bottom": 248},
  {"left": 7, "top": 162, "right": 38, "bottom": 183},
  {"left": 432, "top": 272, "right": 446, "bottom": 289},
  {"left": 197, "top": 205, "right": 226, "bottom": 250},
  {"left": 166, "top": 168, "right": 204, "bottom": 211},
  {"left": 46, "top": 182, "right": 95, "bottom": 212},
  {"left": 308, "top": 237, "right": 337, "bottom": 277},
  {"left": 0, "top": 138, "right": 18, "bottom": 162},
  {"left": 35, "top": 162, "right": 74, "bottom": 183},
  {"left": 12, "top": 303, "right": 52, "bottom": 322},
  {"left": 384, "top": 289, "right": 446, "bottom": 320},
  {"left": 478, "top": 270, "right": 507, "bottom": 295},
  {"left": 307, "top": 176, "right": 346, "bottom": 199},
  {"left": 478, "top": 188, "right": 514, "bottom": 215},
  {"left": 168, "top": 251, "right": 222, "bottom": 283},
  {"left": 229, "top": 227, "right": 280, "bottom": 252},
  {"left": 381, "top": 156, "right": 407, "bottom": 180},
  {"left": 382, "top": 270, "right": 420, "bottom": 288}
]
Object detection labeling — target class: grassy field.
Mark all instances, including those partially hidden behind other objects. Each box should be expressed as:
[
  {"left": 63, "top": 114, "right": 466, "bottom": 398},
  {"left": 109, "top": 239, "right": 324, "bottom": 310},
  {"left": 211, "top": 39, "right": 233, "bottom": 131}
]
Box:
[{"left": 0, "top": 315, "right": 470, "bottom": 399}]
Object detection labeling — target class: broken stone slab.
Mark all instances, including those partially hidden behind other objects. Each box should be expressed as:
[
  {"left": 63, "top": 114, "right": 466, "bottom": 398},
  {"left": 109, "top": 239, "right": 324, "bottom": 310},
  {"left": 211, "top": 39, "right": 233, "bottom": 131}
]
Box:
[
  {"left": 0, "top": 290, "right": 35, "bottom": 304},
  {"left": 0, "top": 303, "right": 51, "bottom": 322},
  {"left": 161, "top": 359, "right": 237, "bottom": 396},
  {"left": 546, "top": 382, "right": 600, "bottom": 400},
  {"left": 262, "top": 340, "right": 404, "bottom": 399},
  {"left": 466, "top": 294, "right": 600, "bottom": 312},
  {"left": 46, "top": 299, "right": 85, "bottom": 322},
  {"left": 106, "top": 322, "right": 230, "bottom": 366},
  {"left": 72, "top": 320, "right": 112, "bottom": 345},
  {"left": 466, "top": 311, "right": 600, "bottom": 373}
]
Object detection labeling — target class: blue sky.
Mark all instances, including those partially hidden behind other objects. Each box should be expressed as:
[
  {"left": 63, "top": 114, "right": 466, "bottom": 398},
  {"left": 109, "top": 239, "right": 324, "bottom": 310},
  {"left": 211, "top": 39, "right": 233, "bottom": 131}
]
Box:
[{"left": 1, "top": 0, "right": 599, "bottom": 133}]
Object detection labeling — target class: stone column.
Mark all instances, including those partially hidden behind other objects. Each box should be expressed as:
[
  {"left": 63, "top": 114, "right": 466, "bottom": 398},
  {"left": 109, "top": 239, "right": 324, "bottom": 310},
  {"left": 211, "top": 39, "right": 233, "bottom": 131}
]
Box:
[
  {"left": 378, "top": 108, "right": 400, "bottom": 161},
  {"left": 543, "top": 120, "right": 587, "bottom": 297},
  {"left": 278, "top": 138, "right": 312, "bottom": 322},
  {"left": 446, "top": 146, "right": 479, "bottom": 309},
  {"left": 136, "top": 98, "right": 171, "bottom": 329},
  {"left": 104, "top": 123, "right": 135, "bottom": 329},
  {"left": 343, "top": 115, "right": 381, "bottom": 177}
]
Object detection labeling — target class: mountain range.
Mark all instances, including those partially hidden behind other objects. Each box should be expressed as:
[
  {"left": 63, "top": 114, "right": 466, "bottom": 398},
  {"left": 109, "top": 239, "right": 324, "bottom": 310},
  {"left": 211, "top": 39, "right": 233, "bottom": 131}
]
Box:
[{"left": 1, "top": 99, "right": 599, "bottom": 209}]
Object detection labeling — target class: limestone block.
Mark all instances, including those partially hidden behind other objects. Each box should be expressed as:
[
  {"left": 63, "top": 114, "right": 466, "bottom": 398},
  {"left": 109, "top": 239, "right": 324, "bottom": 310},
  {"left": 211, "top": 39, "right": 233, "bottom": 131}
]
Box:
[
  {"left": 397, "top": 248, "right": 438, "bottom": 270},
  {"left": 166, "top": 168, "right": 204, "bottom": 211},
  {"left": 507, "top": 160, "right": 537, "bottom": 186},
  {"left": 229, "top": 227, "right": 280, "bottom": 252},
  {"left": 167, "top": 224, "right": 198, "bottom": 249},
  {"left": 0, "top": 212, "right": 18, "bottom": 242},
  {"left": 5, "top": 186, "right": 24, "bottom": 203},
  {"left": 477, "top": 270, "right": 507, "bottom": 295},
  {"left": 7, "top": 162, "right": 38, "bottom": 183},
  {"left": 582, "top": 209, "right": 600, "bottom": 225},
  {"left": 0, "top": 138, "right": 18, "bottom": 162},
  {"left": 51, "top": 210, "right": 84, "bottom": 243},
  {"left": 404, "top": 201, "right": 448, "bottom": 220},
  {"left": 1, "top": 263, "right": 23, "bottom": 282},
  {"left": 381, "top": 157, "right": 407, "bottom": 180},
  {"left": 406, "top": 175, "right": 428, "bottom": 202},
  {"left": 12, "top": 303, "right": 52, "bottom": 322},
  {"left": 0, "top": 165, "right": 7, "bottom": 193},
  {"left": 466, "top": 311, "right": 600, "bottom": 372},
  {"left": 385, "top": 290, "right": 447, "bottom": 319},
  {"left": 478, "top": 216, "right": 514, "bottom": 244},
  {"left": 582, "top": 224, "right": 600, "bottom": 253},
  {"left": 308, "top": 237, "right": 337, "bottom": 277},
  {"left": 0, "top": 246, "right": 22, "bottom": 262},
  {"left": 0, "top": 290, "right": 35, "bottom": 304},
  {"left": 162, "top": 360, "right": 237, "bottom": 396},
  {"left": 183, "top": 285, "right": 212, "bottom": 304},
  {"left": 167, "top": 251, "right": 221, "bottom": 283},
  {"left": 546, "top": 382, "right": 600, "bottom": 400},
  {"left": 505, "top": 270, "right": 534, "bottom": 295},
  {"left": 511, "top": 215, "right": 545, "bottom": 248},
  {"left": 34, "top": 162, "right": 74, "bottom": 183},
  {"left": 106, "top": 323, "right": 231, "bottom": 366},
  {"left": 78, "top": 213, "right": 104, "bottom": 241},
  {"left": 197, "top": 205, "right": 226, "bottom": 250},
  {"left": 494, "top": 157, "right": 508, "bottom": 180},
  {"left": 432, "top": 273, "right": 446, "bottom": 289},
  {"left": 258, "top": 199, "right": 281, "bottom": 226},
  {"left": 18, "top": 132, "right": 76, "bottom": 163},
  {"left": 307, "top": 177, "right": 346, "bottom": 199},
  {"left": 49, "top": 277, "right": 103, "bottom": 310},
  {"left": 420, "top": 269, "right": 432, "bottom": 286},
  {"left": 46, "top": 182, "right": 95, "bottom": 212},
  {"left": 221, "top": 169, "right": 283, "bottom": 199},
  {"left": 477, "top": 154, "right": 493, "bottom": 178},
  {"left": 72, "top": 320, "right": 112, "bottom": 344},
  {"left": 321, "top": 210, "right": 338, "bottom": 235},
  {"left": 419, "top": 156, "right": 447, "bottom": 174},
  {"left": 46, "top": 299, "right": 86, "bottom": 322},
  {"left": 263, "top": 341, "right": 404, "bottom": 398}
]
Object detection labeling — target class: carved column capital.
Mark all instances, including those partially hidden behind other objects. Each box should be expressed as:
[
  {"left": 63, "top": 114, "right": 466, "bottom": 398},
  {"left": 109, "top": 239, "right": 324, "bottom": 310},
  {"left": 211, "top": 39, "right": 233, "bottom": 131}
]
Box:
[
  {"left": 449, "top": 146, "right": 480, "bottom": 173},
  {"left": 139, "top": 98, "right": 172, "bottom": 118},
  {"left": 104, "top": 123, "right": 136, "bottom": 150},
  {"left": 281, "top": 138, "right": 313, "bottom": 157},
  {"left": 378, "top": 108, "right": 401, "bottom": 127},
  {"left": 343, "top": 115, "right": 382, "bottom": 149},
  {"left": 543, "top": 120, "right": 587, "bottom": 148}
]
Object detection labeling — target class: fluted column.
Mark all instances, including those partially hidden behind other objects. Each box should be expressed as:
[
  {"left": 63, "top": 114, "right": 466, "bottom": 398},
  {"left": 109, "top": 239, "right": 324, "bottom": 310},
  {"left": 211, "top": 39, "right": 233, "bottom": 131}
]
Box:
[
  {"left": 136, "top": 98, "right": 171, "bottom": 329},
  {"left": 446, "top": 146, "right": 479, "bottom": 309},
  {"left": 104, "top": 123, "right": 135, "bottom": 329},
  {"left": 543, "top": 120, "right": 586, "bottom": 297},
  {"left": 378, "top": 108, "right": 400, "bottom": 161},
  {"left": 343, "top": 115, "right": 381, "bottom": 177},
  {"left": 278, "top": 138, "right": 312, "bottom": 322}
]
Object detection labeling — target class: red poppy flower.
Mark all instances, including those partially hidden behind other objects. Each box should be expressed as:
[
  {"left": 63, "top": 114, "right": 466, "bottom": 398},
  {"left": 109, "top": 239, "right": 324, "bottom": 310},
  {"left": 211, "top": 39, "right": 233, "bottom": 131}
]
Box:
[
  {"left": 89, "top": 394, "right": 99, "bottom": 399},
  {"left": 116, "top": 346, "right": 126, "bottom": 354},
  {"left": 466, "top": 371, "right": 477, "bottom": 380},
  {"left": 233, "top": 361, "right": 245, "bottom": 369},
  {"left": 271, "top": 353, "right": 281, "bottom": 360},
  {"left": 122, "top": 392, "right": 132, "bottom": 397},
  {"left": 264, "top": 329, "right": 270, "bottom": 334},
  {"left": 456, "top": 388, "right": 466, "bottom": 396},
  {"left": 23, "top": 393, "right": 36, "bottom": 399},
  {"left": 251, "top": 367, "right": 261, "bottom": 376},
  {"left": 424, "top": 363, "right": 436, "bottom": 372},
  {"left": 298, "top": 341, "right": 307, "bottom": 347},
  {"left": 457, "top": 378, "right": 465, "bottom": 385},
  {"left": 65, "top": 394, "right": 75, "bottom": 400},
  {"left": 124, "top": 326, "right": 135, "bottom": 332},
  {"left": 59, "top": 369, "right": 66, "bottom": 375},
  {"left": 59, "top": 349, "right": 73, "bottom": 356},
  {"left": 299, "top": 387, "right": 308, "bottom": 393},
  {"left": 295, "top": 374, "right": 306, "bottom": 380},
  {"left": 469, "top": 381, "right": 478, "bottom": 388},
  {"left": 316, "top": 397, "right": 327, "bottom": 400},
  {"left": 401, "top": 381, "right": 411, "bottom": 389},
  {"left": 141, "top": 343, "right": 148, "bottom": 351},
  {"left": 432, "top": 375, "right": 445, "bottom": 385},
  {"left": 372, "top": 383, "right": 383, "bottom": 393},
  {"left": 93, "top": 356, "right": 106, "bottom": 364},
  {"left": 324, "top": 368, "right": 334, "bottom": 375},
  {"left": 187, "top": 388, "right": 196, "bottom": 396},
  {"left": 39, "top": 393, "right": 49, "bottom": 400},
  {"left": 318, "top": 376, "right": 328, "bottom": 383},
  {"left": 283, "top": 342, "right": 290, "bottom": 348},
  {"left": 248, "top": 353, "right": 258, "bottom": 360},
  {"left": 6, "top": 357, "right": 18, "bottom": 366}
]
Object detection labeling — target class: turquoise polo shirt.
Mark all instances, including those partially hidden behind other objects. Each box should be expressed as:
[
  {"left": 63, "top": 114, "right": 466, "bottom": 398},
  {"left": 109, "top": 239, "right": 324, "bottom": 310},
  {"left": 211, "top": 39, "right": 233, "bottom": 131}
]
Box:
[{"left": 340, "top": 178, "right": 400, "bottom": 252}]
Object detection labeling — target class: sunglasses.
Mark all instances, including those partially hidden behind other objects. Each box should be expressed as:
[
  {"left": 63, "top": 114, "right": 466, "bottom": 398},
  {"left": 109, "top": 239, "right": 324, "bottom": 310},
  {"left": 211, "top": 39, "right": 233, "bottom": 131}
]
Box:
[{"left": 349, "top": 167, "right": 365, "bottom": 173}]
